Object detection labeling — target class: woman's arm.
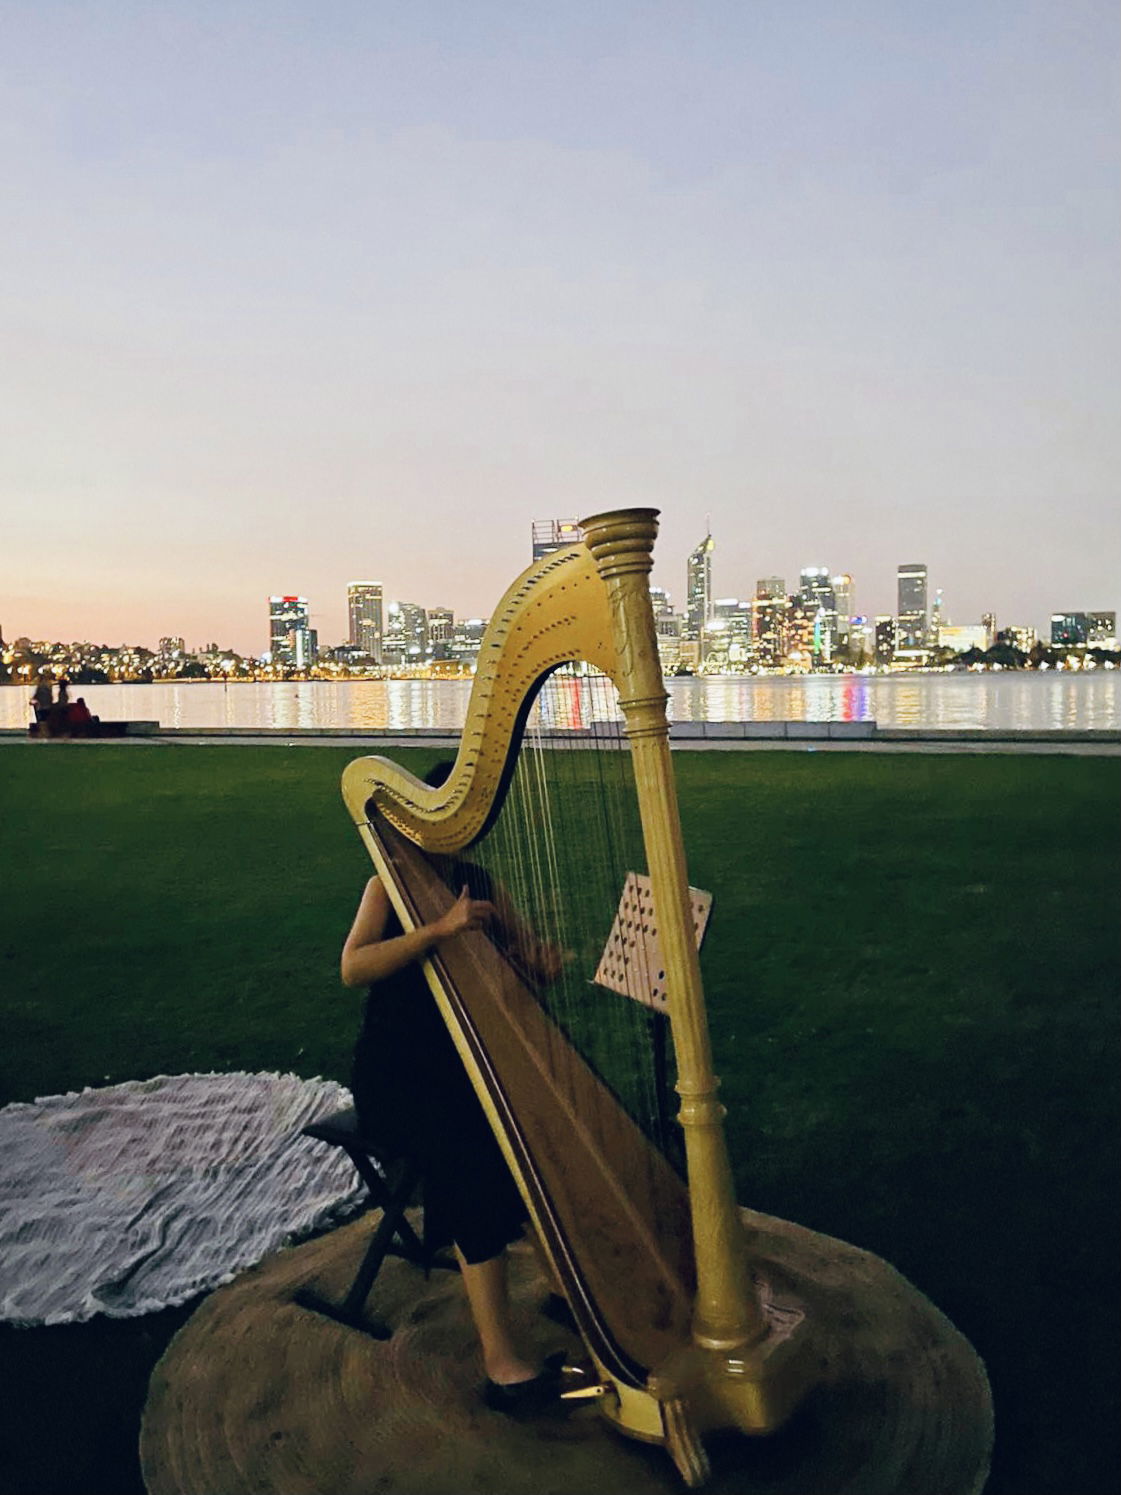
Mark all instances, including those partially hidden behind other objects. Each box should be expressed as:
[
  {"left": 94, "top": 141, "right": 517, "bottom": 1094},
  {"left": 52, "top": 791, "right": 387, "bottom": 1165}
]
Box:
[{"left": 340, "top": 875, "right": 495, "bottom": 989}]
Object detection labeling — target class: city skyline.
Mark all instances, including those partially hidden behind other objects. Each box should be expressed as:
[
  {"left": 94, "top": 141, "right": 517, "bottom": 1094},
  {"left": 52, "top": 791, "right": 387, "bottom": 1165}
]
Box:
[
  {"left": 3, "top": 3, "right": 1118, "bottom": 653},
  {"left": 3, "top": 522, "right": 1115, "bottom": 658}
]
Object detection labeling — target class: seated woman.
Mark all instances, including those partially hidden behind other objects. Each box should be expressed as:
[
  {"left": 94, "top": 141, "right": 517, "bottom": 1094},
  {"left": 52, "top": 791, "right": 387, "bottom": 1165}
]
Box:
[
  {"left": 66, "top": 698, "right": 95, "bottom": 735},
  {"left": 341, "top": 843, "right": 564, "bottom": 1411}
]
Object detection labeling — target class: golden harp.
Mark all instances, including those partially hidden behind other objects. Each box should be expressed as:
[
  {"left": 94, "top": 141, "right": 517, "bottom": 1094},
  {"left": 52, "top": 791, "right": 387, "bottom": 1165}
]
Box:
[{"left": 340, "top": 509, "right": 815, "bottom": 1485}]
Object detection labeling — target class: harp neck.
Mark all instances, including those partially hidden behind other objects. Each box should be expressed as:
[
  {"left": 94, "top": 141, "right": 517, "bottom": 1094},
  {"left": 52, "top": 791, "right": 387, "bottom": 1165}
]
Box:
[{"left": 341, "top": 509, "right": 658, "bottom": 852}]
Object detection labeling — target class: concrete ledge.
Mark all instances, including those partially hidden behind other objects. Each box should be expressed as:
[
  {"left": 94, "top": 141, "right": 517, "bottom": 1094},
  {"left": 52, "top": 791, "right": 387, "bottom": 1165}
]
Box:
[
  {"left": 156, "top": 725, "right": 455, "bottom": 738},
  {"left": 877, "top": 727, "right": 1119, "bottom": 743},
  {"left": 3, "top": 721, "right": 1116, "bottom": 748},
  {"left": 785, "top": 721, "right": 831, "bottom": 739}
]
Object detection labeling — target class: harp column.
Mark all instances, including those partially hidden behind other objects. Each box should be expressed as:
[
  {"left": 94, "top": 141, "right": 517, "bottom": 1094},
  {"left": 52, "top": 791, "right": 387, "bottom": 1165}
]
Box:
[{"left": 580, "top": 509, "right": 768, "bottom": 1358}]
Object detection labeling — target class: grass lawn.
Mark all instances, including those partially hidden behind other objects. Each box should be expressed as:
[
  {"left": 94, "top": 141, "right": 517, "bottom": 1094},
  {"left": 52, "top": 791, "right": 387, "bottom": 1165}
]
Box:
[{"left": 1, "top": 744, "right": 1118, "bottom": 1495}]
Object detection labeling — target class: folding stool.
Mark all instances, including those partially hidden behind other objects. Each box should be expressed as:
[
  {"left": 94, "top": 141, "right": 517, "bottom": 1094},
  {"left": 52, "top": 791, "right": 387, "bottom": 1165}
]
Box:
[{"left": 294, "top": 1106, "right": 452, "bottom": 1338}]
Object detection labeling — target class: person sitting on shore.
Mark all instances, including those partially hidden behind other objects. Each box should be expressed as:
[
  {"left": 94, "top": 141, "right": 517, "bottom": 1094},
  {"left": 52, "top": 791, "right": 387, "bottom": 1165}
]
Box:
[{"left": 67, "top": 698, "right": 95, "bottom": 736}]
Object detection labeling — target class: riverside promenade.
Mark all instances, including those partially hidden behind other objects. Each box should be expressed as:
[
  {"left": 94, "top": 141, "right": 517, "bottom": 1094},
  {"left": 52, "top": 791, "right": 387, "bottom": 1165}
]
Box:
[{"left": 2, "top": 722, "right": 1118, "bottom": 753}]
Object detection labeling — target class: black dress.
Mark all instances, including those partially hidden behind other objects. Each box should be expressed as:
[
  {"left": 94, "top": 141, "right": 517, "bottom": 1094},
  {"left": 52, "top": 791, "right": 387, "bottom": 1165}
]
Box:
[{"left": 350, "top": 903, "right": 527, "bottom": 1265}]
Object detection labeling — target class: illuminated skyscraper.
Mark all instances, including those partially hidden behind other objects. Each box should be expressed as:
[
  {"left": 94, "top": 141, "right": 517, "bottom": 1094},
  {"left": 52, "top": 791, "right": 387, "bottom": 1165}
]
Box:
[
  {"left": 347, "top": 583, "right": 383, "bottom": 662},
  {"left": 785, "top": 596, "right": 816, "bottom": 670},
  {"left": 649, "top": 586, "right": 673, "bottom": 618},
  {"left": 382, "top": 602, "right": 428, "bottom": 666},
  {"left": 930, "top": 589, "right": 945, "bottom": 646},
  {"left": 427, "top": 606, "right": 454, "bottom": 661},
  {"left": 831, "top": 574, "right": 854, "bottom": 641},
  {"left": 685, "top": 532, "right": 714, "bottom": 640},
  {"left": 848, "top": 616, "right": 875, "bottom": 664},
  {"left": 1050, "top": 612, "right": 1088, "bottom": 646},
  {"left": 710, "top": 598, "right": 752, "bottom": 666},
  {"left": 752, "top": 582, "right": 787, "bottom": 668},
  {"left": 799, "top": 567, "right": 837, "bottom": 664},
  {"left": 897, "top": 564, "right": 928, "bottom": 648},
  {"left": 531, "top": 519, "right": 582, "bottom": 560},
  {"left": 268, "top": 596, "right": 316, "bottom": 668},
  {"left": 875, "top": 616, "right": 897, "bottom": 664},
  {"left": 1087, "top": 611, "right": 1117, "bottom": 645}
]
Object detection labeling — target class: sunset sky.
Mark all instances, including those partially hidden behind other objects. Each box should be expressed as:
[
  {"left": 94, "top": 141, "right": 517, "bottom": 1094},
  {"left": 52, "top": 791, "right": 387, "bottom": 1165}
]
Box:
[{"left": 3, "top": 1, "right": 1118, "bottom": 655}]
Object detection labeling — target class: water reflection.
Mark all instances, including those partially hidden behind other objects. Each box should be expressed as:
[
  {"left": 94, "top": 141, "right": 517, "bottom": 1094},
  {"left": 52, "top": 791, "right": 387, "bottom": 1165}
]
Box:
[{"left": 1, "top": 672, "right": 1118, "bottom": 733}]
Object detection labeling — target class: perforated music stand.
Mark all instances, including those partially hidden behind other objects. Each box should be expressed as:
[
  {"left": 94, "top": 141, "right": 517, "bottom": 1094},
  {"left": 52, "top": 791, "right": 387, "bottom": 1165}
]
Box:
[{"left": 594, "top": 873, "right": 713, "bottom": 1154}]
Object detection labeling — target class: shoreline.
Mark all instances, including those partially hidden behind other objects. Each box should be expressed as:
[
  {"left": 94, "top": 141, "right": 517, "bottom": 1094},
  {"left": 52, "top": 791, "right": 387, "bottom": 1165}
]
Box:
[{"left": 2, "top": 722, "right": 1117, "bottom": 754}]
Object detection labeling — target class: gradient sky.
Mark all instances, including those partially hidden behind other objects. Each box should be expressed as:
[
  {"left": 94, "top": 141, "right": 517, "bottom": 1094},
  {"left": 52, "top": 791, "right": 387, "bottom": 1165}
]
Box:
[{"left": 3, "top": 0, "right": 1118, "bottom": 655}]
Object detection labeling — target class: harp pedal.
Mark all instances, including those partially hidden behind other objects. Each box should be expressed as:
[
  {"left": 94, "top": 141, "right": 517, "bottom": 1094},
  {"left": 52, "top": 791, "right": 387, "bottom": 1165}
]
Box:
[
  {"left": 550, "top": 1356, "right": 616, "bottom": 1405},
  {"left": 559, "top": 1379, "right": 615, "bottom": 1403}
]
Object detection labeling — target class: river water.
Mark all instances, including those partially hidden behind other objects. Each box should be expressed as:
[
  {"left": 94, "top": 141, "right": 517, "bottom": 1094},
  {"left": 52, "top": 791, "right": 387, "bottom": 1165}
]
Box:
[{"left": 4, "top": 672, "right": 1119, "bottom": 733}]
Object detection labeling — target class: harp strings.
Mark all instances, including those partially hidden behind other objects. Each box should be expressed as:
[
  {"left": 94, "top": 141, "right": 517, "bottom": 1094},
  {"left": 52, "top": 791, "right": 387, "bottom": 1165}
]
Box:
[{"left": 468, "top": 671, "right": 678, "bottom": 1165}]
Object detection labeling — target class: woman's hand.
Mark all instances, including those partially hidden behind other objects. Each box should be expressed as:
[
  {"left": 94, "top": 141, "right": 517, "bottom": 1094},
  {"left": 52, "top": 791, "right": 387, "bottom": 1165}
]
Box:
[
  {"left": 341, "top": 877, "right": 498, "bottom": 990},
  {"left": 434, "top": 885, "right": 496, "bottom": 942}
]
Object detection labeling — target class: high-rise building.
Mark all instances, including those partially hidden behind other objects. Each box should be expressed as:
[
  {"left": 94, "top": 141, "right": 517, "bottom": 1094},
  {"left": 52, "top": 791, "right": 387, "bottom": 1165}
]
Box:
[
  {"left": 981, "top": 612, "right": 997, "bottom": 647},
  {"left": 1087, "top": 611, "right": 1117, "bottom": 646},
  {"left": 752, "top": 588, "right": 787, "bottom": 669},
  {"left": 799, "top": 567, "right": 836, "bottom": 664},
  {"left": 347, "top": 583, "right": 383, "bottom": 662},
  {"left": 784, "top": 597, "right": 816, "bottom": 670},
  {"left": 874, "top": 616, "right": 897, "bottom": 665},
  {"left": 897, "top": 564, "right": 928, "bottom": 648},
  {"left": 450, "top": 617, "right": 488, "bottom": 665},
  {"left": 847, "top": 616, "right": 875, "bottom": 665},
  {"left": 831, "top": 574, "right": 854, "bottom": 642},
  {"left": 427, "top": 606, "right": 454, "bottom": 661},
  {"left": 930, "top": 589, "right": 945, "bottom": 646},
  {"left": 685, "top": 532, "right": 714, "bottom": 640},
  {"left": 649, "top": 586, "right": 673, "bottom": 618},
  {"left": 531, "top": 519, "right": 582, "bottom": 560},
  {"left": 654, "top": 610, "right": 684, "bottom": 672},
  {"left": 382, "top": 601, "right": 428, "bottom": 666},
  {"left": 268, "top": 596, "right": 316, "bottom": 668},
  {"left": 709, "top": 598, "right": 752, "bottom": 668},
  {"left": 1050, "top": 613, "right": 1088, "bottom": 647}
]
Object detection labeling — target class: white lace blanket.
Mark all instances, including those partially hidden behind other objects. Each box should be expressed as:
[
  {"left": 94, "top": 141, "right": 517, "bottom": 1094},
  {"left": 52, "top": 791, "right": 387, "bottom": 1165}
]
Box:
[{"left": 0, "top": 1072, "right": 364, "bottom": 1325}]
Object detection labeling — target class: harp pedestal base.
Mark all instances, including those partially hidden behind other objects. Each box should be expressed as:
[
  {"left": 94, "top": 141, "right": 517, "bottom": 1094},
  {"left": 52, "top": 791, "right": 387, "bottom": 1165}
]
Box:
[
  {"left": 643, "top": 1277, "right": 816, "bottom": 1488},
  {"left": 140, "top": 1207, "right": 992, "bottom": 1495}
]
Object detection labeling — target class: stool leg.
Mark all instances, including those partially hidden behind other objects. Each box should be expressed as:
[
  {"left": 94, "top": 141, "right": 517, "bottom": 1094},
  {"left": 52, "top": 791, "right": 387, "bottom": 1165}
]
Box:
[
  {"left": 343, "top": 1150, "right": 427, "bottom": 1266},
  {"left": 336, "top": 1193, "right": 412, "bottom": 1320},
  {"left": 294, "top": 1163, "right": 424, "bottom": 1336}
]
